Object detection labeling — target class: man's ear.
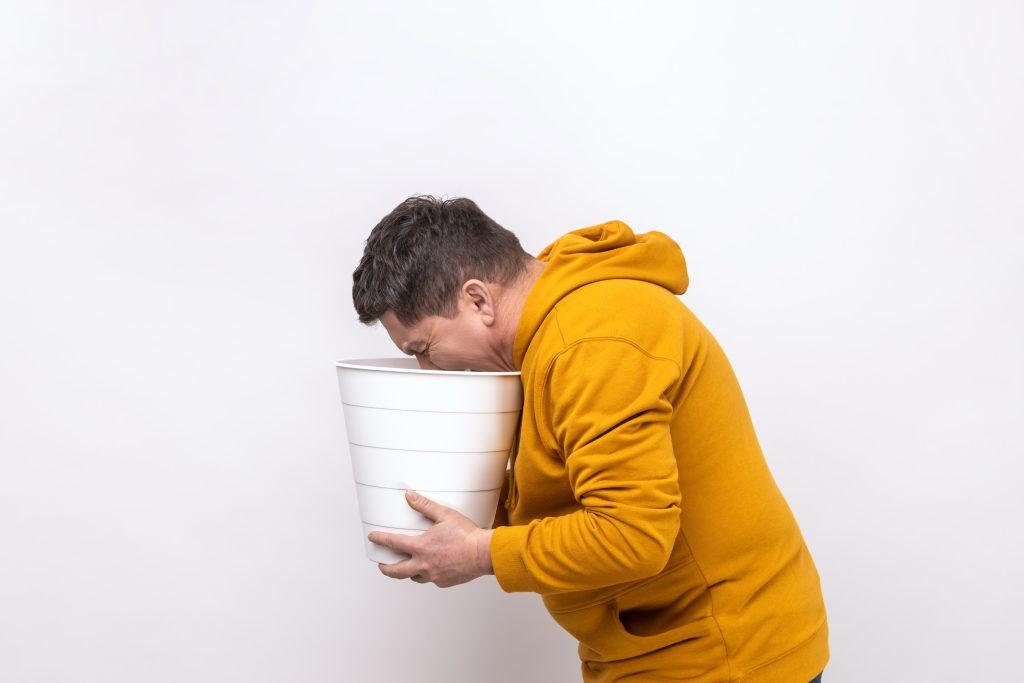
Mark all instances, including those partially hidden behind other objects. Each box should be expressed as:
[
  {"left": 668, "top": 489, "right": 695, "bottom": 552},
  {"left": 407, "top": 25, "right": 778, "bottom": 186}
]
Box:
[{"left": 462, "top": 279, "right": 497, "bottom": 325}]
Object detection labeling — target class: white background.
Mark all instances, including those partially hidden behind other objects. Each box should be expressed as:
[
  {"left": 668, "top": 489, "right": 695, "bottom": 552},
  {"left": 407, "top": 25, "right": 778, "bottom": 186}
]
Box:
[{"left": 1, "top": 2, "right": 1021, "bottom": 681}]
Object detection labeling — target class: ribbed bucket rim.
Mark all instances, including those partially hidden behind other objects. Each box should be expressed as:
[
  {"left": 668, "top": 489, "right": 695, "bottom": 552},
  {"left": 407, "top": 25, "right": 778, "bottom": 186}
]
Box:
[{"left": 335, "top": 357, "right": 521, "bottom": 377}]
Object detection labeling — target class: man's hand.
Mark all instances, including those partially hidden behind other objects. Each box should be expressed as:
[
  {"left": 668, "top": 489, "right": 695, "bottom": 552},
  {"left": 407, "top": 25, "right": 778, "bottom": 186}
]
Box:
[{"left": 368, "top": 489, "right": 495, "bottom": 588}]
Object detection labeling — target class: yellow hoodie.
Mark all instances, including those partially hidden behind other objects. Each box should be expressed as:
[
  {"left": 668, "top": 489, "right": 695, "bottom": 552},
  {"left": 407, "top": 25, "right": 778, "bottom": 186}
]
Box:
[{"left": 489, "top": 220, "right": 828, "bottom": 682}]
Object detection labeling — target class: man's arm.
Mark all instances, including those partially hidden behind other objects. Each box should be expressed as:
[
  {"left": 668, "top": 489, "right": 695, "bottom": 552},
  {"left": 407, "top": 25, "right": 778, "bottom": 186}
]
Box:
[{"left": 489, "top": 338, "right": 682, "bottom": 594}]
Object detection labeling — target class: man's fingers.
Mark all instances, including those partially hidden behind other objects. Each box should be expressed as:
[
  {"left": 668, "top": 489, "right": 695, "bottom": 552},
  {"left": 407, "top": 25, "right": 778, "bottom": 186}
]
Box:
[
  {"left": 405, "top": 489, "right": 449, "bottom": 522},
  {"left": 367, "top": 530, "right": 419, "bottom": 555},
  {"left": 378, "top": 558, "right": 425, "bottom": 580}
]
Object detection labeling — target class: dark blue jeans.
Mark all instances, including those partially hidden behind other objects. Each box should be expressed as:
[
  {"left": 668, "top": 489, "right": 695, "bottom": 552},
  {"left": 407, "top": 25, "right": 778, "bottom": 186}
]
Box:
[{"left": 809, "top": 674, "right": 823, "bottom": 683}]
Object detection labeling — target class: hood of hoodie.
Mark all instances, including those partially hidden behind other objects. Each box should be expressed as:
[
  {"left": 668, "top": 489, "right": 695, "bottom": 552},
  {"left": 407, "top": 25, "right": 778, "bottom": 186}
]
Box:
[{"left": 512, "top": 219, "right": 689, "bottom": 370}]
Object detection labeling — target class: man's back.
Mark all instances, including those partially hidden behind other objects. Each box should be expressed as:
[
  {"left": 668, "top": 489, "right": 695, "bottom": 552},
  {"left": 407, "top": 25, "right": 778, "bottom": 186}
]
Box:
[{"left": 489, "top": 220, "right": 828, "bottom": 682}]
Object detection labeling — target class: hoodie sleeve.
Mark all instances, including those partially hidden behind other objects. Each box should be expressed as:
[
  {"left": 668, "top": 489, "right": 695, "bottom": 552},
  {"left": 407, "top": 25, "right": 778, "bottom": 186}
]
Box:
[{"left": 489, "top": 338, "right": 682, "bottom": 594}]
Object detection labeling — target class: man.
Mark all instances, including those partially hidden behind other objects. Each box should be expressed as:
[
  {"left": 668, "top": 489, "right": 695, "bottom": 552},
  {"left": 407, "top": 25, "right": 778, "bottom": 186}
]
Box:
[{"left": 351, "top": 195, "right": 828, "bottom": 682}]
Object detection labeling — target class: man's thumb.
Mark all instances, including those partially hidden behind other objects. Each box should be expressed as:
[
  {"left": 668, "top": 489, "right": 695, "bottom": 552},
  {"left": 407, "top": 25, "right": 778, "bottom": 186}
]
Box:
[{"left": 406, "top": 489, "right": 444, "bottom": 521}]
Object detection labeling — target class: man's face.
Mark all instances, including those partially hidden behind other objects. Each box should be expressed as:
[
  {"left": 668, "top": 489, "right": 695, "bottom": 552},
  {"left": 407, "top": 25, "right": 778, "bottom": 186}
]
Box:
[{"left": 379, "top": 281, "right": 502, "bottom": 372}]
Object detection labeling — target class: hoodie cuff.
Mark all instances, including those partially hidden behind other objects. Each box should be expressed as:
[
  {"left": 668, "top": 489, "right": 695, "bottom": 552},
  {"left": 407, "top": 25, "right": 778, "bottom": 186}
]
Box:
[{"left": 489, "top": 523, "right": 535, "bottom": 593}]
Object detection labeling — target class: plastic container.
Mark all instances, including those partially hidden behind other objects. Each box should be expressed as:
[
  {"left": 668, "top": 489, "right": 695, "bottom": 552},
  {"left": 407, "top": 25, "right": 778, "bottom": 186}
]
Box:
[{"left": 335, "top": 357, "right": 523, "bottom": 564}]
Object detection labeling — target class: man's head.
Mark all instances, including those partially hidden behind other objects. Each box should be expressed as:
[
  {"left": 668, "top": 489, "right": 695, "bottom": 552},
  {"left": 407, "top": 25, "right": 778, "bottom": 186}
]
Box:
[{"left": 352, "top": 195, "right": 543, "bottom": 372}]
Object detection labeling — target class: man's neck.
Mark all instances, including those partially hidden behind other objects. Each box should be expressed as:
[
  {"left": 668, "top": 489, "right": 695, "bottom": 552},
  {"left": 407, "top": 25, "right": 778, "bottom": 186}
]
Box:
[{"left": 498, "top": 258, "right": 546, "bottom": 371}]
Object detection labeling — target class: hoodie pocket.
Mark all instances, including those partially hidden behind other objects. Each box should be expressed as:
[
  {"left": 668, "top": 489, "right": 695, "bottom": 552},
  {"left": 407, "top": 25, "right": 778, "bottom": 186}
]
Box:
[
  {"left": 546, "top": 598, "right": 622, "bottom": 662},
  {"left": 547, "top": 559, "right": 722, "bottom": 664}
]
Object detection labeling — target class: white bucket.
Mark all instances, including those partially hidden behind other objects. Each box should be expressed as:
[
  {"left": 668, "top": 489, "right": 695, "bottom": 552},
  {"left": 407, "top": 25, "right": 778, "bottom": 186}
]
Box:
[{"left": 335, "top": 357, "right": 523, "bottom": 564}]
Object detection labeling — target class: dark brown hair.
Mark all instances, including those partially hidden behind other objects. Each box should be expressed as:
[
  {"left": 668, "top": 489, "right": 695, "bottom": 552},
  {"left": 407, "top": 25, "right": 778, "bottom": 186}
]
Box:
[{"left": 352, "top": 195, "right": 533, "bottom": 326}]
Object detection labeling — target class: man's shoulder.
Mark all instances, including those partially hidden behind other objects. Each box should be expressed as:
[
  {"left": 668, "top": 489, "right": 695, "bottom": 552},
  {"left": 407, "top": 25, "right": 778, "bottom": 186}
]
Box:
[{"left": 550, "top": 280, "right": 685, "bottom": 357}]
